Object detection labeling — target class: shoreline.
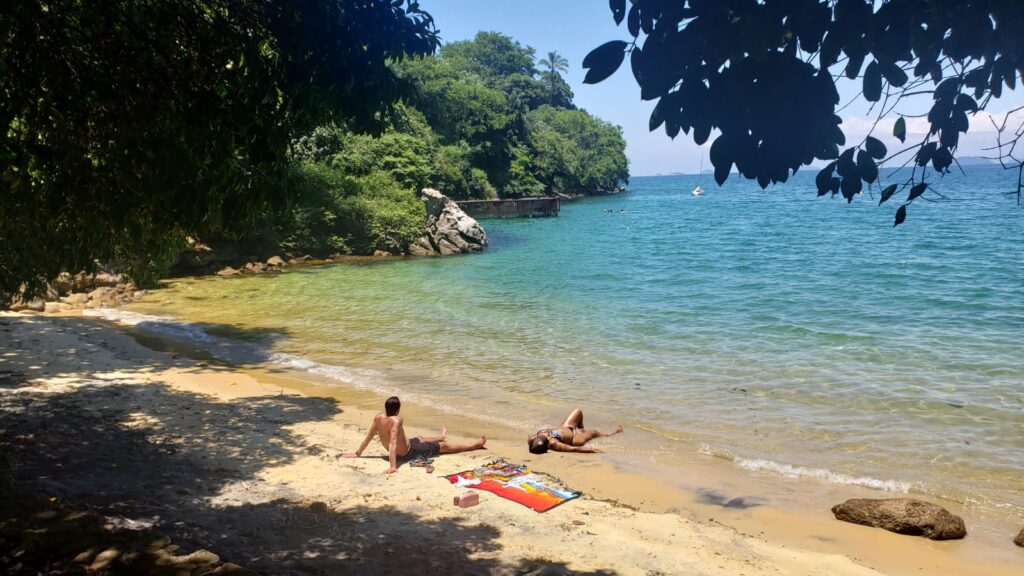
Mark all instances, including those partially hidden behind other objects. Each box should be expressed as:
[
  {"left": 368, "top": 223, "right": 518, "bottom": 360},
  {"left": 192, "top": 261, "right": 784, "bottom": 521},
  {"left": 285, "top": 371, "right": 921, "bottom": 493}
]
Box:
[{"left": 2, "top": 310, "right": 1020, "bottom": 574}]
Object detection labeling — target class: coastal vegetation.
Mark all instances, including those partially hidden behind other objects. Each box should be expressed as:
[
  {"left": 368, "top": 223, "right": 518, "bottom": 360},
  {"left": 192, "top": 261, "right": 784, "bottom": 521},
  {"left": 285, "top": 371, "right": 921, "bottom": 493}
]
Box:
[
  {"left": 586, "top": 0, "right": 1023, "bottom": 225},
  {"left": 0, "top": 0, "right": 438, "bottom": 298},
  {"left": 0, "top": 4, "right": 628, "bottom": 299}
]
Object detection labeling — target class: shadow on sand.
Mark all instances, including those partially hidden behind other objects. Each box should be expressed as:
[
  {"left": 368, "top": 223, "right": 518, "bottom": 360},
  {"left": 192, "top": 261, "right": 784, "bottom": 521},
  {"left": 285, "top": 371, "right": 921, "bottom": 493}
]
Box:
[{"left": 0, "top": 315, "right": 618, "bottom": 575}]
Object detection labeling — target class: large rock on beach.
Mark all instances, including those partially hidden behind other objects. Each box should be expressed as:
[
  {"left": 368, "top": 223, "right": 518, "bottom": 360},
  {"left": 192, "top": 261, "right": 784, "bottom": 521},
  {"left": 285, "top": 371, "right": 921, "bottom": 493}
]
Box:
[
  {"left": 831, "top": 498, "right": 966, "bottom": 540},
  {"left": 64, "top": 293, "right": 90, "bottom": 307},
  {"left": 54, "top": 272, "right": 74, "bottom": 295},
  {"left": 1015, "top": 528, "right": 1024, "bottom": 547},
  {"left": 86, "top": 287, "right": 119, "bottom": 308},
  {"left": 410, "top": 188, "right": 487, "bottom": 256},
  {"left": 266, "top": 255, "right": 286, "bottom": 267},
  {"left": 9, "top": 298, "right": 46, "bottom": 312},
  {"left": 70, "top": 271, "right": 123, "bottom": 292}
]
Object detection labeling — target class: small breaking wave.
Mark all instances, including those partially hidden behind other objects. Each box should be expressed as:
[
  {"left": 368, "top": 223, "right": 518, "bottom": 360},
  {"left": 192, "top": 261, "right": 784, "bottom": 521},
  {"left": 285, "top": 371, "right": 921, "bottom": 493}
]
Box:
[
  {"left": 698, "top": 443, "right": 914, "bottom": 493},
  {"left": 83, "top": 309, "right": 216, "bottom": 344},
  {"left": 83, "top": 309, "right": 389, "bottom": 392},
  {"left": 267, "top": 353, "right": 386, "bottom": 392},
  {"left": 734, "top": 458, "right": 915, "bottom": 493}
]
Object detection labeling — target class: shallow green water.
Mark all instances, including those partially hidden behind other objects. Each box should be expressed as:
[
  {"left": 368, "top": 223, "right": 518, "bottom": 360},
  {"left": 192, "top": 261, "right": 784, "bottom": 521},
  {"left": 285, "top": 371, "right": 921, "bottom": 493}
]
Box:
[{"left": 108, "top": 166, "right": 1023, "bottom": 521}]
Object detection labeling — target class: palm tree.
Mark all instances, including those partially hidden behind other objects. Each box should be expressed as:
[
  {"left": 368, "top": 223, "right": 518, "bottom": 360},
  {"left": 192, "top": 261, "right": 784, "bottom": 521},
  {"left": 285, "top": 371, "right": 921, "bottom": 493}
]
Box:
[
  {"left": 538, "top": 50, "right": 569, "bottom": 78},
  {"left": 538, "top": 50, "right": 569, "bottom": 107}
]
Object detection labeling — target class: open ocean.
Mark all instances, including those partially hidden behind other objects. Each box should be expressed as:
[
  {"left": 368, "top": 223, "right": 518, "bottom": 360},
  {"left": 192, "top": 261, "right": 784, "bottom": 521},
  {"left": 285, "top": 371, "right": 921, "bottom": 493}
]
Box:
[{"left": 101, "top": 165, "right": 1023, "bottom": 525}]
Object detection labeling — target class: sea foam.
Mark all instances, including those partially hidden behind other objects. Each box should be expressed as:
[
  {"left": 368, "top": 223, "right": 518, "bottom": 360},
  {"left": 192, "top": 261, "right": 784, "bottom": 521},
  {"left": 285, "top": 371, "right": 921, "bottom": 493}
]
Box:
[
  {"left": 698, "top": 443, "right": 914, "bottom": 493},
  {"left": 83, "top": 309, "right": 387, "bottom": 391},
  {"left": 83, "top": 309, "right": 216, "bottom": 344},
  {"left": 735, "top": 457, "right": 914, "bottom": 493}
]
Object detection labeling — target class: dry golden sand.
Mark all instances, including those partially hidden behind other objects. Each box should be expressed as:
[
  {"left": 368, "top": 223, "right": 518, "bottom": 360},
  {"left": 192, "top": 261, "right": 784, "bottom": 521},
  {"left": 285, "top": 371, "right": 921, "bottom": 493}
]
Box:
[{"left": 1, "top": 312, "right": 1020, "bottom": 575}]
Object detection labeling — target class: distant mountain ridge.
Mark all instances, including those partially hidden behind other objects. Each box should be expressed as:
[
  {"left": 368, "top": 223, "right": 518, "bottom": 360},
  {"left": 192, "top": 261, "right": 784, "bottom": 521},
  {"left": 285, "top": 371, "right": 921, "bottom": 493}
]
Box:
[{"left": 955, "top": 156, "right": 996, "bottom": 166}]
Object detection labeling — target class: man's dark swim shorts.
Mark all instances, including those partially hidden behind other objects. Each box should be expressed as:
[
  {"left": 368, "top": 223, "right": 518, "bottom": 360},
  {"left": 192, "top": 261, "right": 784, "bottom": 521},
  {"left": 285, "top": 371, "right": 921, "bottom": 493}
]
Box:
[{"left": 404, "top": 437, "right": 440, "bottom": 459}]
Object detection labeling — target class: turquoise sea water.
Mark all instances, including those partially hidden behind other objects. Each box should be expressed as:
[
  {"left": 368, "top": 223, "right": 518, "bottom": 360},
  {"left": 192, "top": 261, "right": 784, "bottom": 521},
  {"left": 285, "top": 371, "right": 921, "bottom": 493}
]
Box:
[{"left": 110, "top": 165, "right": 1023, "bottom": 521}]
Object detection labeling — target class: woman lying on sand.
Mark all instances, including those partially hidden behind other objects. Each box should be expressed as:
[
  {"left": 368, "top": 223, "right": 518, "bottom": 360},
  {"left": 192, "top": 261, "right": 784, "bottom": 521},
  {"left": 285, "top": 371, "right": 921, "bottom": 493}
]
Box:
[{"left": 528, "top": 408, "right": 622, "bottom": 454}]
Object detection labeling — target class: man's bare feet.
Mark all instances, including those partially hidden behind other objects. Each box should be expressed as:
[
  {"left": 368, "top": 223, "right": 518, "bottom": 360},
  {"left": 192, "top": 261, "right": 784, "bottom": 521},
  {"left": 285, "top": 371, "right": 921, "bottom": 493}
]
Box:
[
  {"left": 614, "top": 424, "right": 624, "bottom": 434},
  {"left": 440, "top": 425, "right": 447, "bottom": 442},
  {"left": 474, "top": 436, "right": 487, "bottom": 449}
]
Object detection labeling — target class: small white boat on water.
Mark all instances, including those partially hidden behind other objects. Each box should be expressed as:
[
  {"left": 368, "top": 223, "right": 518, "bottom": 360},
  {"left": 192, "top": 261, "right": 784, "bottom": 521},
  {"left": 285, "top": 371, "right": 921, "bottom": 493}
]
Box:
[{"left": 691, "top": 153, "right": 705, "bottom": 196}]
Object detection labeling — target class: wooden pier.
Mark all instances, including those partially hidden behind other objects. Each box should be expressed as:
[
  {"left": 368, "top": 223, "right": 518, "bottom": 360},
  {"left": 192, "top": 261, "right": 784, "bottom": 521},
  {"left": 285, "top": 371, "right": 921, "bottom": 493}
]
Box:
[{"left": 456, "top": 197, "right": 559, "bottom": 219}]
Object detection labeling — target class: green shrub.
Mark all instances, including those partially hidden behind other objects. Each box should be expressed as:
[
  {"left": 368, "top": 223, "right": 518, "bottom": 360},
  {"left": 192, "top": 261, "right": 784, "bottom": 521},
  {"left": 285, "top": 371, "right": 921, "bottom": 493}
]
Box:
[{"left": 280, "top": 164, "right": 424, "bottom": 255}]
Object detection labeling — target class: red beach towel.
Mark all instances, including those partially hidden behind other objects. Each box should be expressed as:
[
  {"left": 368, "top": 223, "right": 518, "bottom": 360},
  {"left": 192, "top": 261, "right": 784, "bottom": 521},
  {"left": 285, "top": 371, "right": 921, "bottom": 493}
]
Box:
[{"left": 445, "top": 460, "right": 581, "bottom": 513}]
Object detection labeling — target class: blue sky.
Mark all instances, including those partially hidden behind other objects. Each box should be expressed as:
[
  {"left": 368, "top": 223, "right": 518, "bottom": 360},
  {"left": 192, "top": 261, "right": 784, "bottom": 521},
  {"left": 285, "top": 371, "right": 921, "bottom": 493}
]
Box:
[{"left": 419, "top": 0, "right": 1024, "bottom": 177}]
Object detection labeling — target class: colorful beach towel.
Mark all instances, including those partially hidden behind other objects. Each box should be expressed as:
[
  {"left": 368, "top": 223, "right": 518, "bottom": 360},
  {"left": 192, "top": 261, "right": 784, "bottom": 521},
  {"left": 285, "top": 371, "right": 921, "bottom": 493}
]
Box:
[{"left": 445, "top": 460, "right": 581, "bottom": 512}]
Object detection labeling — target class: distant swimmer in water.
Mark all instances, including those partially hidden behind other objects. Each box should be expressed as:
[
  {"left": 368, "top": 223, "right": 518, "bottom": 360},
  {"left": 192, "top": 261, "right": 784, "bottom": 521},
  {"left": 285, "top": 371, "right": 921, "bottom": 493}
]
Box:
[{"left": 528, "top": 408, "right": 623, "bottom": 454}]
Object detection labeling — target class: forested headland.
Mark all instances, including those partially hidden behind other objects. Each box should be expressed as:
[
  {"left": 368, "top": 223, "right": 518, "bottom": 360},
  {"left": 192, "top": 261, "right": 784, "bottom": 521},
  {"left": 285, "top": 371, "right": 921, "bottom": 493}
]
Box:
[{"left": 285, "top": 32, "right": 630, "bottom": 258}]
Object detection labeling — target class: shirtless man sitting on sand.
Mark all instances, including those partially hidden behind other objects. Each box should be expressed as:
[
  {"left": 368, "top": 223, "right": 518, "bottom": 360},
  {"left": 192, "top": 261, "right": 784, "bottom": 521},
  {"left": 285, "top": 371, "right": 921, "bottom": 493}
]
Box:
[
  {"left": 344, "top": 396, "right": 486, "bottom": 473},
  {"left": 528, "top": 407, "right": 622, "bottom": 454}
]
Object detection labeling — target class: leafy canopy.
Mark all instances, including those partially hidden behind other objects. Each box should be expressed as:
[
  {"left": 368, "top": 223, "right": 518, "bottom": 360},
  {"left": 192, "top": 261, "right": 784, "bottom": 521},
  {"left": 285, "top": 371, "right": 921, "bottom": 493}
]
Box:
[
  {"left": 586, "top": 0, "right": 1023, "bottom": 226},
  {"left": 0, "top": 0, "right": 438, "bottom": 297},
  {"left": 394, "top": 31, "right": 626, "bottom": 198}
]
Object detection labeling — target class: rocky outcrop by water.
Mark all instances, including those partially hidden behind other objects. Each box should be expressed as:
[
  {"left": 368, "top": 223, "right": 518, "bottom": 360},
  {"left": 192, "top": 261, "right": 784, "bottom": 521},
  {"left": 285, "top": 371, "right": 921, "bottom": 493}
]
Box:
[
  {"left": 408, "top": 188, "right": 487, "bottom": 256},
  {"left": 831, "top": 498, "right": 966, "bottom": 540},
  {"left": 6, "top": 271, "right": 145, "bottom": 313}
]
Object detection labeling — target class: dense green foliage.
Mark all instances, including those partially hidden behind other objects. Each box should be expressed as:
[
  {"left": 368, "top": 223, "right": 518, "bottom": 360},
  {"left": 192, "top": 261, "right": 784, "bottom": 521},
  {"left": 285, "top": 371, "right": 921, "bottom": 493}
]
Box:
[
  {"left": 295, "top": 31, "right": 628, "bottom": 206},
  {"left": 280, "top": 31, "right": 629, "bottom": 256},
  {"left": 587, "top": 0, "right": 1022, "bottom": 225},
  {"left": 0, "top": 0, "right": 438, "bottom": 297},
  {"left": 281, "top": 165, "right": 425, "bottom": 256}
]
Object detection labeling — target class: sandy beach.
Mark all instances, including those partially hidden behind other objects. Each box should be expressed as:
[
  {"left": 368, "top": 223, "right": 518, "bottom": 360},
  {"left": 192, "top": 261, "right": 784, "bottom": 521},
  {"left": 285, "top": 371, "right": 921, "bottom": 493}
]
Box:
[{"left": 1, "top": 311, "right": 1020, "bottom": 575}]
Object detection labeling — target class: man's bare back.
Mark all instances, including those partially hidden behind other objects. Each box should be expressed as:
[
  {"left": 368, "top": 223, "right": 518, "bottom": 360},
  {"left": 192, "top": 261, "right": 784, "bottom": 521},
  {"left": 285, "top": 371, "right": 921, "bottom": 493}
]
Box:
[{"left": 344, "top": 396, "right": 486, "bottom": 473}]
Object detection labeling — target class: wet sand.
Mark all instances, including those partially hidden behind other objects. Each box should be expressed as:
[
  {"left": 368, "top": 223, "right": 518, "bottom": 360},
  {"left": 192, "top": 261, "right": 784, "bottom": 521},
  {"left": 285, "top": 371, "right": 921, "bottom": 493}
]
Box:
[{"left": 1, "top": 311, "right": 1020, "bottom": 575}]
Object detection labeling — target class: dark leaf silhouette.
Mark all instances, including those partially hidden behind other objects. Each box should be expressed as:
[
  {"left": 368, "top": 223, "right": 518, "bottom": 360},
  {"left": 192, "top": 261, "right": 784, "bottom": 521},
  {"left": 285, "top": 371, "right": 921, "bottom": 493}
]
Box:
[
  {"left": 836, "top": 148, "right": 857, "bottom": 178},
  {"left": 863, "top": 61, "right": 882, "bottom": 101},
  {"left": 880, "top": 62, "right": 909, "bottom": 87},
  {"left": 627, "top": 5, "right": 640, "bottom": 37},
  {"left": 865, "top": 137, "right": 887, "bottom": 160},
  {"left": 609, "top": 0, "right": 626, "bottom": 25},
  {"left": 841, "top": 175, "right": 862, "bottom": 203},
  {"left": 916, "top": 142, "right": 938, "bottom": 167},
  {"left": 583, "top": 41, "right": 628, "bottom": 84},
  {"left": 908, "top": 182, "right": 928, "bottom": 202},
  {"left": 816, "top": 162, "right": 837, "bottom": 196},
  {"left": 893, "top": 117, "right": 907, "bottom": 143},
  {"left": 878, "top": 184, "right": 898, "bottom": 205},
  {"left": 894, "top": 204, "right": 907, "bottom": 227},
  {"left": 857, "top": 150, "right": 878, "bottom": 183}
]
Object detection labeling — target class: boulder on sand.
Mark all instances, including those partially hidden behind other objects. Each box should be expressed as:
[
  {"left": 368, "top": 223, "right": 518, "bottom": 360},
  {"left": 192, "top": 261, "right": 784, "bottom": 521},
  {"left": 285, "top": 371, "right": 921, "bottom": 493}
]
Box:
[
  {"left": 63, "top": 293, "right": 90, "bottom": 307},
  {"left": 410, "top": 188, "right": 487, "bottom": 256},
  {"left": 831, "top": 498, "right": 966, "bottom": 540},
  {"left": 54, "top": 272, "right": 74, "bottom": 295}
]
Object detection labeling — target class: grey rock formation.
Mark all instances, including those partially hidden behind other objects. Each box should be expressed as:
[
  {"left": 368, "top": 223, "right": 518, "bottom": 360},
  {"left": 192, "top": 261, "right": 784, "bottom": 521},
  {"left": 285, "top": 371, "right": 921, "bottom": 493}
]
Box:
[
  {"left": 831, "top": 498, "right": 966, "bottom": 540},
  {"left": 410, "top": 188, "right": 487, "bottom": 256}
]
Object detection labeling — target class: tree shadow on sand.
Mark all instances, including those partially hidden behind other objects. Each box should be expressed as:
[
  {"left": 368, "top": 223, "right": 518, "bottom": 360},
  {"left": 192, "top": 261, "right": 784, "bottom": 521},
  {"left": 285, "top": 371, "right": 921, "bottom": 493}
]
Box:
[{"left": 0, "top": 317, "right": 620, "bottom": 575}]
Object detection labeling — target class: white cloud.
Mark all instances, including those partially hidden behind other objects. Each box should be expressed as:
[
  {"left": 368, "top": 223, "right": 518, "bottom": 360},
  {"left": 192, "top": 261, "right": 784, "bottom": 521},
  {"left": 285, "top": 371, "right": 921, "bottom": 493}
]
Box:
[{"left": 842, "top": 108, "right": 1024, "bottom": 138}]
